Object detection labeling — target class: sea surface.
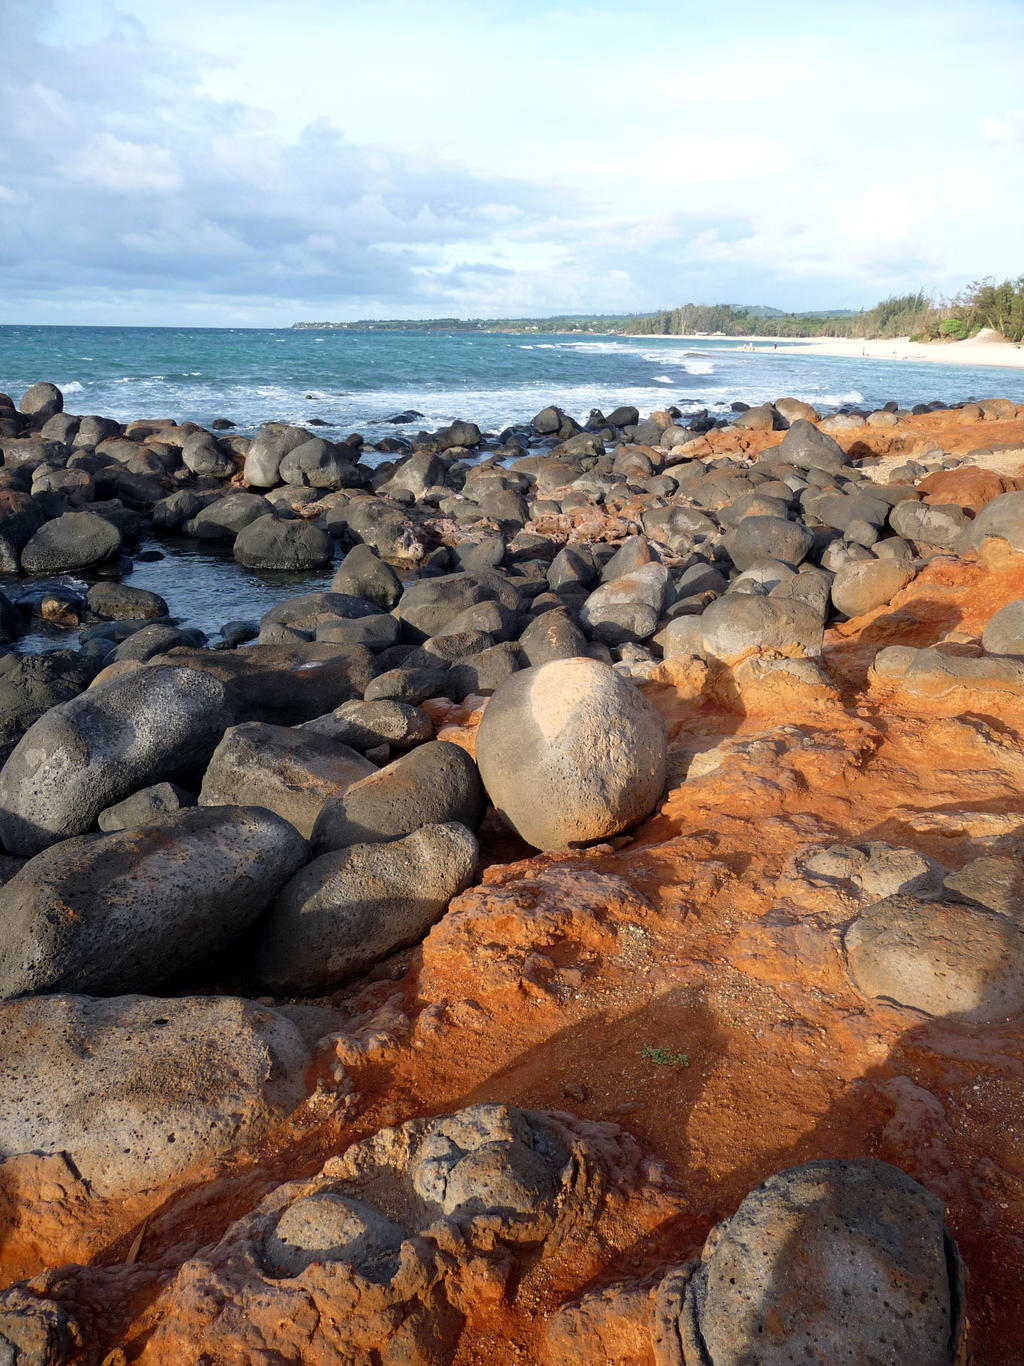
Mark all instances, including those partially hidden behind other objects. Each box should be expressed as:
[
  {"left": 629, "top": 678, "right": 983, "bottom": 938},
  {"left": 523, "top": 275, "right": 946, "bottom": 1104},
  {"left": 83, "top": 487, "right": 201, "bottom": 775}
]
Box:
[
  {"left": 3, "top": 325, "right": 1024, "bottom": 447},
  {"left": 2, "top": 325, "right": 1024, "bottom": 653}
]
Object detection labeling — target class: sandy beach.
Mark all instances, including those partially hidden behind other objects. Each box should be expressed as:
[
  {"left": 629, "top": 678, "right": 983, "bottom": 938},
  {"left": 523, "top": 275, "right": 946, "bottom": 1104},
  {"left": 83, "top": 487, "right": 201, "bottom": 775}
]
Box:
[{"left": 762, "top": 332, "right": 1024, "bottom": 371}]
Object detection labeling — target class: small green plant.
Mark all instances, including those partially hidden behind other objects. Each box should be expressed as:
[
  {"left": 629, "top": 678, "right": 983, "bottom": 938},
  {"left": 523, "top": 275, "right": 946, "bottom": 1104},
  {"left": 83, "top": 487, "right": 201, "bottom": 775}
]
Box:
[
  {"left": 638, "top": 1042, "right": 689, "bottom": 1068},
  {"left": 939, "top": 318, "right": 968, "bottom": 339}
]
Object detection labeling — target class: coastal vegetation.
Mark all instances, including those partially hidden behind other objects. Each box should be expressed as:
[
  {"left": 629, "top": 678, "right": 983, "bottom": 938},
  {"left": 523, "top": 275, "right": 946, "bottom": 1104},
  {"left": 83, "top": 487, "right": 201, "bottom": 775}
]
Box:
[{"left": 294, "top": 276, "right": 1024, "bottom": 343}]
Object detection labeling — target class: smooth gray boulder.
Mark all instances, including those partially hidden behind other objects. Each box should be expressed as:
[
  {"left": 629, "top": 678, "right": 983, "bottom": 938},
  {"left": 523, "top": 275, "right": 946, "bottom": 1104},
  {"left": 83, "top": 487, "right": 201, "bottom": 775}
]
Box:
[
  {"left": 243, "top": 423, "right": 311, "bottom": 488},
  {"left": 0, "top": 805, "right": 308, "bottom": 998},
  {"left": 200, "top": 722, "right": 376, "bottom": 837},
  {"left": 252, "top": 822, "right": 478, "bottom": 991},
  {"left": 889, "top": 500, "right": 969, "bottom": 549},
  {"left": 396, "top": 572, "right": 519, "bottom": 643},
  {"left": 182, "top": 430, "right": 234, "bottom": 478},
  {"left": 845, "top": 894, "right": 1024, "bottom": 1021},
  {"left": 680, "top": 1159, "right": 964, "bottom": 1366},
  {"left": 279, "top": 437, "right": 359, "bottom": 490},
  {"left": 770, "top": 419, "right": 850, "bottom": 474},
  {"left": 234, "top": 514, "right": 333, "bottom": 570},
  {"left": 17, "top": 382, "right": 63, "bottom": 421},
  {"left": 0, "top": 993, "right": 311, "bottom": 1195},
  {"left": 474, "top": 657, "right": 666, "bottom": 850},
  {"left": 956, "top": 489, "right": 1024, "bottom": 553},
  {"left": 192, "top": 491, "right": 272, "bottom": 542},
  {"left": 0, "top": 664, "right": 238, "bottom": 856},
  {"left": 699, "top": 594, "right": 825, "bottom": 660},
  {"left": 981, "top": 599, "right": 1024, "bottom": 655},
  {"left": 723, "top": 515, "right": 814, "bottom": 571},
  {"left": 300, "top": 699, "right": 433, "bottom": 750},
  {"left": 312, "top": 739, "right": 485, "bottom": 852},
  {"left": 20, "top": 510, "right": 121, "bottom": 573},
  {"left": 518, "top": 609, "right": 588, "bottom": 667},
  {"left": 830, "top": 558, "right": 915, "bottom": 617},
  {"left": 578, "top": 562, "right": 673, "bottom": 645},
  {"left": 331, "top": 543, "right": 403, "bottom": 609}
]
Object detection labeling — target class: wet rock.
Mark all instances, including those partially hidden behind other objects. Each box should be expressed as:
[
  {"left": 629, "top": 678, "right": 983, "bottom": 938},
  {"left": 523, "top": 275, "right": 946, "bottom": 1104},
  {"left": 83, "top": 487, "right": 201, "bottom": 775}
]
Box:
[
  {"left": 845, "top": 894, "right": 1024, "bottom": 1021},
  {"left": 200, "top": 722, "right": 376, "bottom": 837},
  {"left": 0, "top": 664, "right": 237, "bottom": 856},
  {"left": 252, "top": 821, "right": 478, "bottom": 991},
  {"left": 20, "top": 510, "right": 121, "bottom": 573},
  {"left": 85, "top": 580, "right": 168, "bottom": 620},
  {"left": 279, "top": 437, "right": 359, "bottom": 490},
  {"left": 191, "top": 490, "right": 272, "bottom": 542},
  {"left": 0, "top": 993, "right": 311, "bottom": 1195},
  {"left": 0, "top": 805, "right": 308, "bottom": 998},
  {"left": 475, "top": 657, "right": 666, "bottom": 850},
  {"left": 680, "top": 1158, "right": 964, "bottom": 1366},
  {"left": 234, "top": 514, "right": 333, "bottom": 570},
  {"left": 97, "top": 780, "right": 196, "bottom": 831}
]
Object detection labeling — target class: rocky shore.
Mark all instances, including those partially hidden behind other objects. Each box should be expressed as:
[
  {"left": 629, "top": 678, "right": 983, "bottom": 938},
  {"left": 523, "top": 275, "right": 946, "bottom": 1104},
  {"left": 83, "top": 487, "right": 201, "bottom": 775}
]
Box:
[{"left": 0, "top": 377, "right": 1022, "bottom": 1361}]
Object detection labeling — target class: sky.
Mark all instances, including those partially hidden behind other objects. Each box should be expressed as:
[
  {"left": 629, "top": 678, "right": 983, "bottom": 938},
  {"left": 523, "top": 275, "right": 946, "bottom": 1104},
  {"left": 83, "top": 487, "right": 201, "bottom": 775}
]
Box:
[{"left": 1, "top": 0, "right": 1022, "bottom": 325}]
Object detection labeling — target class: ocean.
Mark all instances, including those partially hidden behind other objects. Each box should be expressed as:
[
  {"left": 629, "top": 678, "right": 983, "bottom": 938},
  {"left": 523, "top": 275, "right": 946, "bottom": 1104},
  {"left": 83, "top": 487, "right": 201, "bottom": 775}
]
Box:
[{"left": 3, "top": 325, "right": 1024, "bottom": 450}]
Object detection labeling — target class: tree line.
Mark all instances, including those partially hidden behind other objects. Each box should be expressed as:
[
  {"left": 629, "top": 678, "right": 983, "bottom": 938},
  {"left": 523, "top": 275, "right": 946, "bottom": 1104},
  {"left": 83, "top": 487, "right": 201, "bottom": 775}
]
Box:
[{"left": 623, "top": 279, "right": 1024, "bottom": 344}]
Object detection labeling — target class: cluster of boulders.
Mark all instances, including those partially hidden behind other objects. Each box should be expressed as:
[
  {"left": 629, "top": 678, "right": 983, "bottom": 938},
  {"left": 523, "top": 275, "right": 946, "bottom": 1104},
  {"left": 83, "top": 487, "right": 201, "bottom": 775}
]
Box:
[{"left": 0, "top": 379, "right": 1016, "bottom": 1364}]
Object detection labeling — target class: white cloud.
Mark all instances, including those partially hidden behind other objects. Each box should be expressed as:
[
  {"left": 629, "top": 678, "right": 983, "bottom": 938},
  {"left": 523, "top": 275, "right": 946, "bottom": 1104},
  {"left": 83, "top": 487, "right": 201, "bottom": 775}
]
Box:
[{"left": 65, "top": 134, "right": 183, "bottom": 193}]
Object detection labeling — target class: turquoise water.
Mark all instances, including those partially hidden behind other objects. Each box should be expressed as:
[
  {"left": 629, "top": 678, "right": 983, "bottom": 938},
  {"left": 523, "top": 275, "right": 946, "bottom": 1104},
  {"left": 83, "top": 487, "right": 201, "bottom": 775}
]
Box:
[{"left": 2, "top": 326, "right": 1023, "bottom": 443}]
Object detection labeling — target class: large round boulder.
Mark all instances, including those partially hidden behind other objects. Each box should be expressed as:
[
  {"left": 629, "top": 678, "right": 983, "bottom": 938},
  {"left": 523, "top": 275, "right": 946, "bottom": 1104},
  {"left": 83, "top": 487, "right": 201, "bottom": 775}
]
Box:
[
  {"left": 0, "top": 806, "right": 308, "bottom": 998},
  {"left": 234, "top": 514, "right": 333, "bottom": 570},
  {"left": 845, "top": 894, "right": 1024, "bottom": 1022},
  {"left": 474, "top": 657, "right": 666, "bottom": 850},
  {"left": 19, "top": 510, "right": 122, "bottom": 573},
  {"left": 680, "top": 1158, "right": 964, "bottom": 1366},
  {"left": 252, "top": 821, "right": 478, "bottom": 992},
  {"left": 0, "top": 993, "right": 311, "bottom": 1196}
]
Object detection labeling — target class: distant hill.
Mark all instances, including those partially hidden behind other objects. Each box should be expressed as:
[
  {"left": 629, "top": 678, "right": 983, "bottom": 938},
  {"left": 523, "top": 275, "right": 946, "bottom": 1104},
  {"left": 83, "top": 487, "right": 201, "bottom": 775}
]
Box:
[{"left": 291, "top": 314, "right": 638, "bottom": 334}]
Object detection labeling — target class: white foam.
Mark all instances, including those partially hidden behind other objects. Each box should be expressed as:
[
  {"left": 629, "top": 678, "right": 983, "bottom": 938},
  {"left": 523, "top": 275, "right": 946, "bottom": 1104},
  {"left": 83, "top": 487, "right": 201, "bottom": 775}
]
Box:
[
  {"left": 652, "top": 374, "right": 674, "bottom": 384},
  {"left": 684, "top": 361, "right": 715, "bottom": 375},
  {"left": 61, "top": 380, "right": 84, "bottom": 394}
]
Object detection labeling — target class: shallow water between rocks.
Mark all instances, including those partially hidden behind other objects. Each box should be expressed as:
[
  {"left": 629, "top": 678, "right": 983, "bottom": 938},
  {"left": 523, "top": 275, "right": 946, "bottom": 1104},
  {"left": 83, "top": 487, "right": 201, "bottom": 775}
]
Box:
[{"left": 1, "top": 536, "right": 339, "bottom": 654}]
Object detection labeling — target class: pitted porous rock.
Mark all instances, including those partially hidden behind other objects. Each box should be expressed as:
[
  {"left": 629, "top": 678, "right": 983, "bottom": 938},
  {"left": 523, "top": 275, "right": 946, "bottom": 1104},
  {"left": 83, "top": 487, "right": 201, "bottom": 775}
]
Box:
[
  {"left": 679, "top": 1159, "right": 964, "bottom": 1366},
  {"left": 475, "top": 657, "right": 666, "bottom": 850},
  {"left": 252, "top": 821, "right": 478, "bottom": 992},
  {"left": 136, "top": 1104, "right": 609, "bottom": 1366},
  {"left": 311, "top": 739, "right": 485, "bottom": 852},
  {"left": 300, "top": 698, "right": 433, "bottom": 750},
  {"left": 0, "top": 664, "right": 238, "bottom": 856},
  {"left": 0, "top": 806, "right": 308, "bottom": 999},
  {"left": 0, "top": 993, "right": 312, "bottom": 1197},
  {"left": 845, "top": 894, "right": 1024, "bottom": 1022}
]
